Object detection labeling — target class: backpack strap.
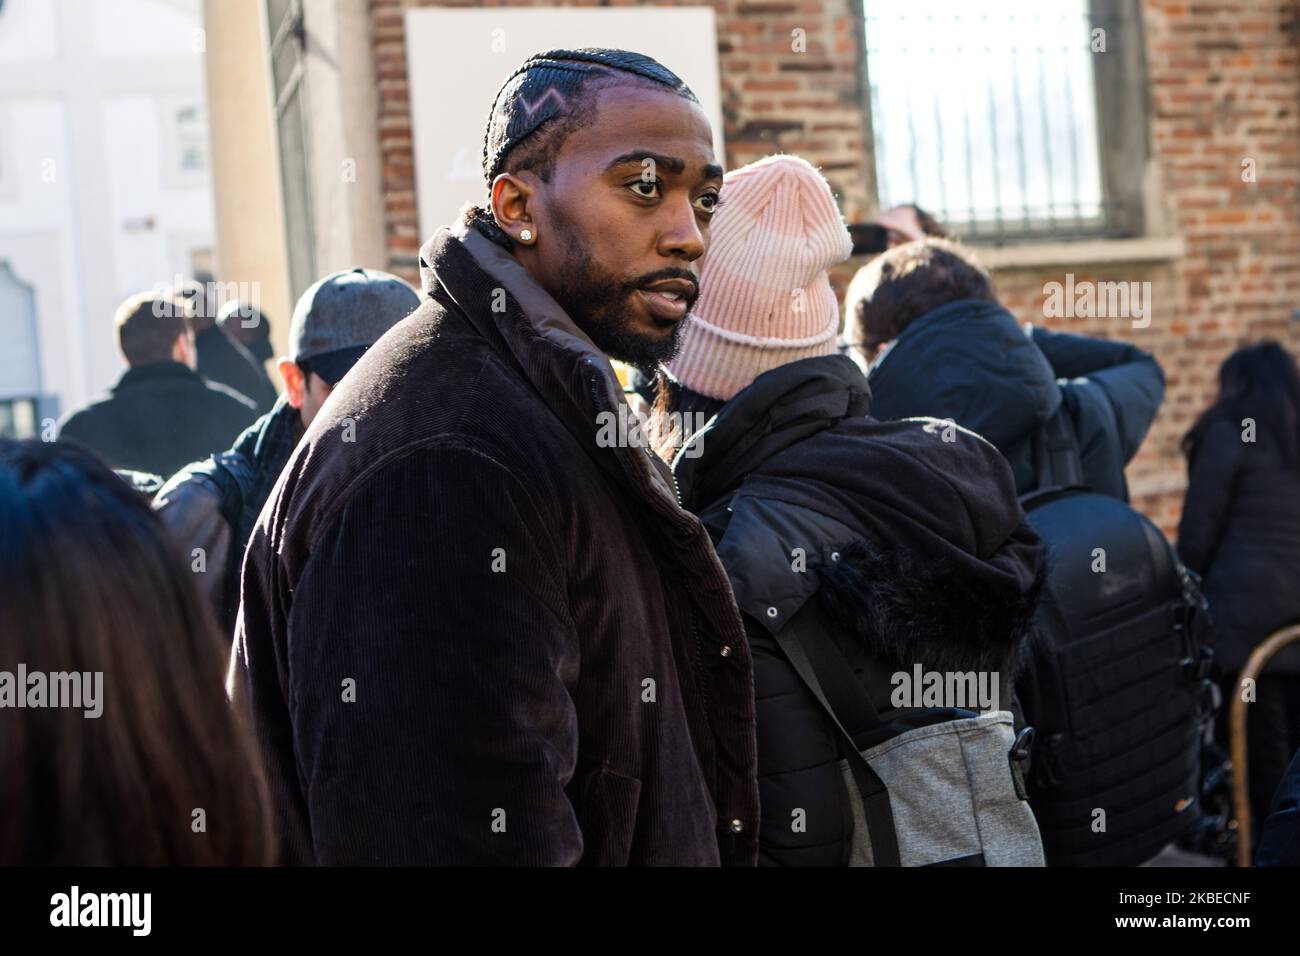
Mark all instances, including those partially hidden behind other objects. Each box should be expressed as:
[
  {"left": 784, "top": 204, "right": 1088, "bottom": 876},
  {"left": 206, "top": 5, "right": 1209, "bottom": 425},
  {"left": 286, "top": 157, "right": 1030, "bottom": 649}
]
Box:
[
  {"left": 773, "top": 604, "right": 902, "bottom": 867},
  {"left": 1031, "top": 404, "right": 1086, "bottom": 493}
]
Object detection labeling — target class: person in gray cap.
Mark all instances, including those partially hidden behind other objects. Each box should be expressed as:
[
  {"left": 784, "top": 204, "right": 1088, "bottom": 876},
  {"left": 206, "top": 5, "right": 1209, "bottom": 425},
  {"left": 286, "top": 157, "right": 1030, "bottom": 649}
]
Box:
[{"left": 153, "top": 267, "right": 420, "bottom": 632}]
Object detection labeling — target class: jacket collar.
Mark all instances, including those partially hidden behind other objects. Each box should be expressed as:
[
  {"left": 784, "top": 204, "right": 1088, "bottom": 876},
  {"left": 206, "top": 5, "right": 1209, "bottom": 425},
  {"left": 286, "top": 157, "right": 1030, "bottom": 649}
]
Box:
[
  {"left": 866, "top": 297, "right": 1060, "bottom": 452},
  {"left": 422, "top": 214, "right": 688, "bottom": 512},
  {"left": 114, "top": 361, "right": 200, "bottom": 391},
  {"left": 673, "top": 354, "right": 870, "bottom": 512},
  {"left": 232, "top": 396, "right": 303, "bottom": 481},
  {"left": 449, "top": 216, "right": 609, "bottom": 368},
  {"left": 419, "top": 212, "right": 742, "bottom": 579},
  {"left": 896, "top": 297, "right": 1005, "bottom": 340}
]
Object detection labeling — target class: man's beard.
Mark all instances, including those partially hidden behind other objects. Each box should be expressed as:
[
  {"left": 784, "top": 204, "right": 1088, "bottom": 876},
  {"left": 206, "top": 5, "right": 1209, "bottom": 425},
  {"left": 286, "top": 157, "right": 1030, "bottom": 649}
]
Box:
[{"left": 549, "top": 234, "right": 694, "bottom": 376}]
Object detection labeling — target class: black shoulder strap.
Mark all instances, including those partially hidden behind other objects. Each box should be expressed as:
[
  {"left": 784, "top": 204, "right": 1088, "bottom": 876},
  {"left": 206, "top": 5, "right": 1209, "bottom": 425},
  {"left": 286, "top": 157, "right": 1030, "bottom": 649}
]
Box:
[
  {"left": 1031, "top": 404, "right": 1085, "bottom": 492},
  {"left": 772, "top": 604, "right": 901, "bottom": 866}
]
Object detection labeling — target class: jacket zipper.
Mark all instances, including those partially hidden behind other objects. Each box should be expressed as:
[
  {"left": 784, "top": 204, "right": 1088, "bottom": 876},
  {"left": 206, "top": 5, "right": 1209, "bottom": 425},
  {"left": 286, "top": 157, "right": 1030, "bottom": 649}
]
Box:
[{"left": 667, "top": 464, "right": 683, "bottom": 506}]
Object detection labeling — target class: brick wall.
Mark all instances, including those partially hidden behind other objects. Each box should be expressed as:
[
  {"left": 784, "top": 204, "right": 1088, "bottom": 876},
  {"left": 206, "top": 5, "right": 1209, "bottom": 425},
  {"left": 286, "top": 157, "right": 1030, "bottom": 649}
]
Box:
[{"left": 368, "top": 0, "right": 1300, "bottom": 533}]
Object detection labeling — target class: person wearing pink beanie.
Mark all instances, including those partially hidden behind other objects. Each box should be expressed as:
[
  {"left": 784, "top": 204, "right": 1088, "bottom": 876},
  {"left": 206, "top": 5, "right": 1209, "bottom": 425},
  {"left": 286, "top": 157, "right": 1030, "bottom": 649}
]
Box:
[
  {"left": 656, "top": 154, "right": 1047, "bottom": 867},
  {"left": 666, "top": 154, "right": 854, "bottom": 402}
]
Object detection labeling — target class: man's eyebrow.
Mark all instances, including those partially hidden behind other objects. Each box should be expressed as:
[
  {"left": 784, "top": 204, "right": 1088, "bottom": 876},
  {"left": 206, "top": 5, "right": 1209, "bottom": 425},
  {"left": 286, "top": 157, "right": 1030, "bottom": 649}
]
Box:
[
  {"left": 606, "top": 151, "right": 724, "bottom": 181},
  {"left": 607, "top": 151, "right": 684, "bottom": 174}
]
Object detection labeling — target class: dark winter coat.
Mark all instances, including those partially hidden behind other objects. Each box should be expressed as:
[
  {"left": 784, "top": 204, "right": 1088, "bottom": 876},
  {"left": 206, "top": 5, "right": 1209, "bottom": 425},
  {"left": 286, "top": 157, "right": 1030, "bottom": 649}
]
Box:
[
  {"left": 671, "top": 354, "right": 1044, "bottom": 866},
  {"left": 154, "top": 398, "right": 304, "bottom": 631},
  {"left": 58, "top": 362, "right": 258, "bottom": 479},
  {"left": 1178, "top": 414, "right": 1300, "bottom": 674},
  {"left": 196, "top": 324, "right": 279, "bottom": 415},
  {"left": 866, "top": 299, "right": 1165, "bottom": 500},
  {"left": 230, "top": 216, "right": 759, "bottom": 866}
]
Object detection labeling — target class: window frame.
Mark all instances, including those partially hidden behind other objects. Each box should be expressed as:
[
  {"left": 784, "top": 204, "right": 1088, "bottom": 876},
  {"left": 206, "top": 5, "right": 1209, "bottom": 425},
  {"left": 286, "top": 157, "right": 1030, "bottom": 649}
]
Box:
[
  {"left": 266, "top": 0, "right": 317, "bottom": 301},
  {"left": 853, "top": 0, "right": 1152, "bottom": 244}
]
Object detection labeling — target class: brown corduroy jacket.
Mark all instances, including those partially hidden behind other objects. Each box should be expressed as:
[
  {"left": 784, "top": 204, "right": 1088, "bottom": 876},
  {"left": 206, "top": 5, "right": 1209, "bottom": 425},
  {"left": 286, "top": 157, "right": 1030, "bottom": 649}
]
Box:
[{"left": 230, "top": 216, "right": 758, "bottom": 865}]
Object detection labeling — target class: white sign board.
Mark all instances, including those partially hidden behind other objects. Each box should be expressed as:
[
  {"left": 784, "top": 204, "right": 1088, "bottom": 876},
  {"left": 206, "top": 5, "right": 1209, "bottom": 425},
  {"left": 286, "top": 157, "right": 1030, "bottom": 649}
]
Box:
[{"left": 404, "top": 7, "right": 725, "bottom": 239}]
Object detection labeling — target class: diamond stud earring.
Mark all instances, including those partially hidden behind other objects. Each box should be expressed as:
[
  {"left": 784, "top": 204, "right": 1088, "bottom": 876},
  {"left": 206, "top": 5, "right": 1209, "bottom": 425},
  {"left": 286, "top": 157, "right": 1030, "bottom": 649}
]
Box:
[{"left": 519, "top": 229, "right": 533, "bottom": 243}]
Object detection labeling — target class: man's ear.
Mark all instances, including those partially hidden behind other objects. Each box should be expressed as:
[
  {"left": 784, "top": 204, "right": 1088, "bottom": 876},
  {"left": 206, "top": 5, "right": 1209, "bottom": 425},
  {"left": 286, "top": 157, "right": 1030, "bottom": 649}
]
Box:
[
  {"left": 278, "top": 358, "right": 305, "bottom": 409},
  {"left": 490, "top": 172, "right": 539, "bottom": 246}
]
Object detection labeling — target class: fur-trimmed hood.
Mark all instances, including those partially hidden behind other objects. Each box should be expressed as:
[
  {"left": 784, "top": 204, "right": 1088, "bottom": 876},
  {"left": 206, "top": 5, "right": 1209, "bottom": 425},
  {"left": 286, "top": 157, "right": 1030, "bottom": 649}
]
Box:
[{"left": 674, "top": 355, "right": 1045, "bottom": 677}]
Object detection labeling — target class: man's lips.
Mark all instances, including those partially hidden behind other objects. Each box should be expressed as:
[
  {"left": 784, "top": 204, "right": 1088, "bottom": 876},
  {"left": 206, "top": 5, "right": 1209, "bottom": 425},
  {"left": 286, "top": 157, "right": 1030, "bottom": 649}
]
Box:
[
  {"left": 637, "top": 289, "right": 689, "bottom": 323},
  {"left": 637, "top": 278, "right": 698, "bottom": 325}
]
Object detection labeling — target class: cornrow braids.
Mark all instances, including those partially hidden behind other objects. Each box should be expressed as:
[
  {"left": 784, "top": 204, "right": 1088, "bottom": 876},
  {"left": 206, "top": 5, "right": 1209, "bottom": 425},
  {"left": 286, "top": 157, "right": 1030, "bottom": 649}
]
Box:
[{"left": 470, "top": 48, "right": 698, "bottom": 249}]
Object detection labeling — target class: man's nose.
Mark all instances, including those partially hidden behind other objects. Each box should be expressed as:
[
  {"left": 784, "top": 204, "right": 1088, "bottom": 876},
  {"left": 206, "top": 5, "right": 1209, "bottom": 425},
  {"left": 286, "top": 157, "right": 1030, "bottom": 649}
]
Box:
[{"left": 657, "top": 200, "right": 707, "bottom": 262}]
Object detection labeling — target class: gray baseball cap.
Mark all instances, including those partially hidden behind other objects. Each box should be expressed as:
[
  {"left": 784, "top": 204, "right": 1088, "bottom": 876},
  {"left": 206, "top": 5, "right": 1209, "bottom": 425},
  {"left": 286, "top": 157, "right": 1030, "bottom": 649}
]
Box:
[{"left": 289, "top": 267, "right": 420, "bottom": 384}]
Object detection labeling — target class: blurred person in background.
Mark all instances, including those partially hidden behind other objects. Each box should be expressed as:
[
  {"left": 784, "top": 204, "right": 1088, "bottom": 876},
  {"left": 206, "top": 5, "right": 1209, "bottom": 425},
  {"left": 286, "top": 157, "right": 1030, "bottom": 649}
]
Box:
[
  {"left": 180, "top": 275, "right": 278, "bottom": 415},
  {"left": 843, "top": 239, "right": 1164, "bottom": 501},
  {"left": 58, "top": 292, "right": 258, "bottom": 478},
  {"left": 0, "top": 438, "right": 274, "bottom": 865},
  {"left": 217, "top": 300, "right": 277, "bottom": 393},
  {"left": 1179, "top": 341, "right": 1300, "bottom": 833},
  {"left": 155, "top": 268, "right": 419, "bottom": 632},
  {"left": 875, "top": 203, "right": 947, "bottom": 248}
]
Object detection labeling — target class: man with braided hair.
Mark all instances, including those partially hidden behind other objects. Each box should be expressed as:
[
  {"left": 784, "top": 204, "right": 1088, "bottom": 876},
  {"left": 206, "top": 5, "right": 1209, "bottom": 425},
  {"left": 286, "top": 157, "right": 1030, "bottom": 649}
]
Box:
[{"left": 231, "top": 49, "right": 759, "bottom": 865}]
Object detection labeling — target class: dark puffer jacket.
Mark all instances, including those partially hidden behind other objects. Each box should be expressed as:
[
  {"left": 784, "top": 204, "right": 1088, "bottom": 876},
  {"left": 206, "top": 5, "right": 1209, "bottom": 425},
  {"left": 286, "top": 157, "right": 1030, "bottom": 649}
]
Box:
[
  {"left": 1178, "top": 414, "right": 1300, "bottom": 674},
  {"left": 230, "top": 217, "right": 758, "bottom": 866},
  {"left": 672, "top": 355, "right": 1044, "bottom": 866},
  {"left": 866, "top": 299, "right": 1165, "bottom": 501}
]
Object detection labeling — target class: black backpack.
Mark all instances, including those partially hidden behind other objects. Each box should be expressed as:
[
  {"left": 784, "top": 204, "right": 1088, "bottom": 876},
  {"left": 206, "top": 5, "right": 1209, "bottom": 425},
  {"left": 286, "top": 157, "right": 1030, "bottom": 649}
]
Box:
[{"left": 1015, "top": 409, "right": 1217, "bottom": 866}]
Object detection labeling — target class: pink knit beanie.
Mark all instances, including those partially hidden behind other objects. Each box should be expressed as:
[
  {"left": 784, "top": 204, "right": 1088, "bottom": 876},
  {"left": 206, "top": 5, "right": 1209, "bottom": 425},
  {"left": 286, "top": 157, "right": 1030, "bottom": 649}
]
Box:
[{"left": 668, "top": 154, "right": 852, "bottom": 401}]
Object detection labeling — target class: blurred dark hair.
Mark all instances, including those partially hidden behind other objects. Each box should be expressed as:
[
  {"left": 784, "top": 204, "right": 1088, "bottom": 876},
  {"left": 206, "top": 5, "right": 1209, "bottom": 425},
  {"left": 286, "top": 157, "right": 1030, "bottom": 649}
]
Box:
[
  {"left": 844, "top": 238, "right": 996, "bottom": 351},
  {"left": 1183, "top": 341, "right": 1300, "bottom": 470},
  {"left": 0, "top": 439, "right": 274, "bottom": 864},
  {"left": 115, "top": 292, "right": 189, "bottom": 367}
]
